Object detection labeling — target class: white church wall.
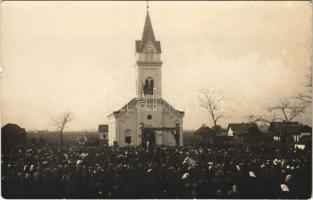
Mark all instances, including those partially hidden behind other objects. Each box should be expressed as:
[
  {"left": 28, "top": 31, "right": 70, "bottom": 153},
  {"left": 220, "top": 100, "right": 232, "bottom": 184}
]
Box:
[
  {"left": 108, "top": 117, "right": 116, "bottom": 146},
  {"left": 136, "top": 102, "right": 164, "bottom": 146},
  {"left": 161, "top": 109, "right": 179, "bottom": 146},
  {"left": 140, "top": 110, "right": 163, "bottom": 127},
  {"left": 119, "top": 110, "right": 137, "bottom": 146}
]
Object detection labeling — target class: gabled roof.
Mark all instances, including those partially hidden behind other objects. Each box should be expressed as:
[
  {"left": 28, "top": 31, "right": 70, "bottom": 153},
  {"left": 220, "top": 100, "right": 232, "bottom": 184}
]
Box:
[
  {"left": 161, "top": 98, "right": 184, "bottom": 114},
  {"left": 2, "top": 123, "right": 25, "bottom": 132},
  {"left": 268, "top": 122, "right": 311, "bottom": 135},
  {"left": 227, "top": 123, "right": 260, "bottom": 135},
  {"left": 98, "top": 124, "right": 108, "bottom": 132},
  {"left": 212, "top": 125, "right": 226, "bottom": 134},
  {"left": 1, "top": 123, "right": 26, "bottom": 135},
  {"left": 302, "top": 125, "right": 312, "bottom": 133},
  {"left": 136, "top": 11, "right": 161, "bottom": 53},
  {"left": 108, "top": 97, "right": 184, "bottom": 118},
  {"left": 194, "top": 126, "right": 216, "bottom": 137},
  {"left": 108, "top": 98, "right": 138, "bottom": 117}
]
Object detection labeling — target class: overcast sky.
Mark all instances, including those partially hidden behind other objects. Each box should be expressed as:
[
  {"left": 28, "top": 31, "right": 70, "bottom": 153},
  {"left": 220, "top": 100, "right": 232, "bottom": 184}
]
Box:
[{"left": 1, "top": 1, "right": 312, "bottom": 131}]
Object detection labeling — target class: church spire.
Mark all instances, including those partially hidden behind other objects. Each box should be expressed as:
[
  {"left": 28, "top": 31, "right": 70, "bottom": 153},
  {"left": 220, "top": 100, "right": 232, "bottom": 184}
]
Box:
[
  {"left": 141, "top": 9, "right": 156, "bottom": 43},
  {"left": 135, "top": 2, "right": 161, "bottom": 53}
]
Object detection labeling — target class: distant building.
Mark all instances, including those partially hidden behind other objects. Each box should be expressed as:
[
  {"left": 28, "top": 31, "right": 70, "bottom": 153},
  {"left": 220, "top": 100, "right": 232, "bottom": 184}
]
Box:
[
  {"left": 1, "top": 123, "right": 27, "bottom": 149},
  {"left": 299, "top": 125, "right": 312, "bottom": 144},
  {"left": 213, "top": 126, "right": 232, "bottom": 144},
  {"left": 194, "top": 126, "right": 216, "bottom": 145},
  {"left": 98, "top": 124, "right": 108, "bottom": 144},
  {"left": 211, "top": 125, "right": 227, "bottom": 136},
  {"left": 185, "top": 125, "right": 232, "bottom": 146},
  {"left": 268, "top": 122, "right": 312, "bottom": 144},
  {"left": 226, "top": 123, "right": 262, "bottom": 144}
]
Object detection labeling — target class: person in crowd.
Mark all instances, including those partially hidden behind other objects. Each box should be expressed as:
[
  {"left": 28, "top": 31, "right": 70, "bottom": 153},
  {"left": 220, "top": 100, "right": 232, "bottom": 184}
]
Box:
[{"left": 1, "top": 143, "right": 312, "bottom": 199}]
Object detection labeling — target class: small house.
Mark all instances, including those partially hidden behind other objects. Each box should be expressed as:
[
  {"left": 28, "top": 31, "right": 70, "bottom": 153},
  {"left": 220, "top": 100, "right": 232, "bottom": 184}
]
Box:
[
  {"left": 98, "top": 124, "right": 108, "bottom": 145},
  {"left": 268, "top": 122, "right": 312, "bottom": 144},
  {"left": 1, "top": 123, "right": 27, "bottom": 149},
  {"left": 194, "top": 126, "right": 216, "bottom": 145},
  {"left": 226, "top": 123, "right": 262, "bottom": 144}
]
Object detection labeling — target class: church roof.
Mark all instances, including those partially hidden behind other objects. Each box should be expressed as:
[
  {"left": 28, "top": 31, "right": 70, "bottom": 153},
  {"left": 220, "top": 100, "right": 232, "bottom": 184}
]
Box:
[
  {"left": 142, "top": 12, "right": 155, "bottom": 43},
  {"left": 108, "top": 97, "right": 184, "bottom": 118},
  {"left": 136, "top": 11, "right": 161, "bottom": 53}
]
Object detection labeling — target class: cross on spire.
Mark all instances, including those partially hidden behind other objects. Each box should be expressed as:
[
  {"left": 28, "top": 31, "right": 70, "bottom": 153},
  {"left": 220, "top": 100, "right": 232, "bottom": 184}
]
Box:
[
  {"left": 146, "top": 1, "right": 149, "bottom": 11},
  {"left": 135, "top": 1, "right": 161, "bottom": 53}
]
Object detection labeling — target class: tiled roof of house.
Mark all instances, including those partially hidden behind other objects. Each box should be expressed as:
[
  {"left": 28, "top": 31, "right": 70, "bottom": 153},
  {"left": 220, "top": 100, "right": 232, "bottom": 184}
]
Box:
[
  {"left": 227, "top": 123, "right": 260, "bottom": 135},
  {"left": 268, "top": 122, "right": 312, "bottom": 136},
  {"left": 194, "top": 126, "right": 216, "bottom": 137}
]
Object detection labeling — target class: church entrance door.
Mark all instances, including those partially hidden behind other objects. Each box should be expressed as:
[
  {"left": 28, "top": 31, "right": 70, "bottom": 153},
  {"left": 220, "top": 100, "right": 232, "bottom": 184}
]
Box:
[{"left": 142, "top": 128, "right": 156, "bottom": 147}]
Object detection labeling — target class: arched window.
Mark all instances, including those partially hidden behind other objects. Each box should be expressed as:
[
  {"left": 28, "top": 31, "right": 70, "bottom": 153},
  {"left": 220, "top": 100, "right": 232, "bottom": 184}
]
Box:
[{"left": 143, "top": 77, "right": 154, "bottom": 95}]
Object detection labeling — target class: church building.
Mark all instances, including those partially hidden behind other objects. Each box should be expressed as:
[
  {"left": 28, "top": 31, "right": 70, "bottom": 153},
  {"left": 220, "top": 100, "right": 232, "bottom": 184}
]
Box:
[{"left": 107, "top": 9, "right": 184, "bottom": 147}]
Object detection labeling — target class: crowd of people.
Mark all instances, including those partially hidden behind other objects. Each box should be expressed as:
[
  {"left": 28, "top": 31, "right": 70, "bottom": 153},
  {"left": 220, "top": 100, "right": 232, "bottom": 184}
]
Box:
[{"left": 2, "top": 143, "right": 312, "bottom": 199}]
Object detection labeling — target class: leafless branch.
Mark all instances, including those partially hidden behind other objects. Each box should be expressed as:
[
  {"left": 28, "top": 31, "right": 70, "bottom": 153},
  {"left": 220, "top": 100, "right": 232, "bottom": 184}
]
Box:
[
  {"left": 246, "top": 114, "right": 281, "bottom": 125},
  {"left": 297, "top": 67, "right": 312, "bottom": 104},
  {"left": 267, "top": 98, "right": 306, "bottom": 123},
  {"left": 48, "top": 111, "right": 73, "bottom": 149},
  {"left": 198, "top": 89, "right": 226, "bottom": 128}
]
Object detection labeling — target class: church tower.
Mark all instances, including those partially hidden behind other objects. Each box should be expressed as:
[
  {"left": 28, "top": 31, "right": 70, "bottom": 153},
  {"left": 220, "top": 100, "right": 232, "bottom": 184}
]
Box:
[
  {"left": 135, "top": 10, "right": 162, "bottom": 98},
  {"left": 108, "top": 6, "right": 184, "bottom": 147}
]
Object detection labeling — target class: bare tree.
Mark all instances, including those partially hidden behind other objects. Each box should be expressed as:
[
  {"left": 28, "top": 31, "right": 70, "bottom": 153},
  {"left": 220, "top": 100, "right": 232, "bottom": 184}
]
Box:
[
  {"left": 297, "top": 67, "right": 312, "bottom": 105},
  {"left": 246, "top": 114, "right": 280, "bottom": 132},
  {"left": 199, "top": 89, "right": 225, "bottom": 130},
  {"left": 267, "top": 98, "right": 306, "bottom": 123},
  {"left": 247, "top": 114, "right": 280, "bottom": 125},
  {"left": 49, "top": 111, "right": 73, "bottom": 149},
  {"left": 266, "top": 98, "right": 306, "bottom": 146}
]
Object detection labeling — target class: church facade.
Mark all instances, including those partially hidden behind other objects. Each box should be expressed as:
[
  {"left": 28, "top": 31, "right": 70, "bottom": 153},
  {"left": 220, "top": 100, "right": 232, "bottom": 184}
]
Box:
[{"left": 108, "top": 10, "right": 184, "bottom": 147}]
